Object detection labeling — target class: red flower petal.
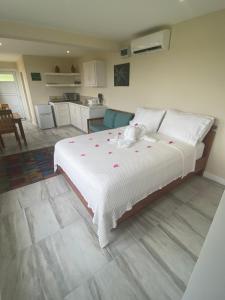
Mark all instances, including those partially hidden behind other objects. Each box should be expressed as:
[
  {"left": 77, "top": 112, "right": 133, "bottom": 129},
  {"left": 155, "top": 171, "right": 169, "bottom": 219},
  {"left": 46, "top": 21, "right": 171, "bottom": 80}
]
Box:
[{"left": 113, "top": 163, "right": 119, "bottom": 168}]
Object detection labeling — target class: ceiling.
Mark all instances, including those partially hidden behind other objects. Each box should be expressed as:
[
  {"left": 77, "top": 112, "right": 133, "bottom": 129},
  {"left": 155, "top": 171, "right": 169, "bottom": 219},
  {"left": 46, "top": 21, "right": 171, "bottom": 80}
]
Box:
[
  {"left": 0, "top": 38, "right": 92, "bottom": 61},
  {"left": 0, "top": 0, "right": 225, "bottom": 41}
]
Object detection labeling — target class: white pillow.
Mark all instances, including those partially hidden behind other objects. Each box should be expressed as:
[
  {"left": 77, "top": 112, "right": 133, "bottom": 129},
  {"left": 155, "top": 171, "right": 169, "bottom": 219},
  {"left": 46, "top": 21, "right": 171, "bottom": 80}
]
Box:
[
  {"left": 158, "top": 109, "right": 214, "bottom": 145},
  {"left": 130, "top": 107, "right": 166, "bottom": 133}
]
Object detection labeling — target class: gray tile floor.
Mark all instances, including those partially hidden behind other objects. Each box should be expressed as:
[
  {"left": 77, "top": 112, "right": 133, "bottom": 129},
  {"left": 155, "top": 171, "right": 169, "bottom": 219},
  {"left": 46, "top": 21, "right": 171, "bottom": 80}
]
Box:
[
  {"left": 0, "top": 174, "right": 224, "bottom": 300},
  {"left": 0, "top": 121, "right": 224, "bottom": 299},
  {"left": 0, "top": 120, "right": 82, "bottom": 157}
]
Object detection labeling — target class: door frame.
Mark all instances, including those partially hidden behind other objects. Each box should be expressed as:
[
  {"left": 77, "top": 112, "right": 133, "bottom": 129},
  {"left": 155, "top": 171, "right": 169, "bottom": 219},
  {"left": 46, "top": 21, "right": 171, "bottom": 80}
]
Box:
[{"left": 0, "top": 68, "right": 30, "bottom": 120}]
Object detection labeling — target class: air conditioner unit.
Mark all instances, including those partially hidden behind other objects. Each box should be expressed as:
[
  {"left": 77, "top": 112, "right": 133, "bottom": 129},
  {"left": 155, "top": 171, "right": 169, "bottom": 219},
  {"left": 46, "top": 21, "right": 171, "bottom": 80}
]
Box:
[{"left": 131, "top": 29, "right": 171, "bottom": 55}]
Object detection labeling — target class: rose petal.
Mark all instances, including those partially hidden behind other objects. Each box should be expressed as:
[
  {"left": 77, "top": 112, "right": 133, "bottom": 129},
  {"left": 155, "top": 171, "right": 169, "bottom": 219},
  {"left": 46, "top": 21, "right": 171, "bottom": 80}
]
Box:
[{"left": 113, "top": 163, "right": 119, "bottom": 168}]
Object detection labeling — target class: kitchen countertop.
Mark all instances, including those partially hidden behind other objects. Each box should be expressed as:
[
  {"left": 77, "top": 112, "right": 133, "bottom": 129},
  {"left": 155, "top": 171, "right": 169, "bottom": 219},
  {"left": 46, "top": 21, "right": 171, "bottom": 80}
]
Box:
[{"left": 49, "top": 101, "right": 106, "bottom": 109}]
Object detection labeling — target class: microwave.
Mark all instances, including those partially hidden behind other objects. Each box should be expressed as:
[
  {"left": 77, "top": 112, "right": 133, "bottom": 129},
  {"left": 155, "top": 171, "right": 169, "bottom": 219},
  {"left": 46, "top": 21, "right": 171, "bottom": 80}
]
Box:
[{"left": 63, "top": 93, "right": 80, "bottom": 102}]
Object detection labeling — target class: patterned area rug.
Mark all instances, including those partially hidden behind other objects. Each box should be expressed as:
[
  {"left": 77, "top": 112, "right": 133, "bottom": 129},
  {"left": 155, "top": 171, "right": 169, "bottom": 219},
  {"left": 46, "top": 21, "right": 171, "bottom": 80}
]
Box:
[{"left": 0, "top": 146, "right": 56, "bottom": 193}]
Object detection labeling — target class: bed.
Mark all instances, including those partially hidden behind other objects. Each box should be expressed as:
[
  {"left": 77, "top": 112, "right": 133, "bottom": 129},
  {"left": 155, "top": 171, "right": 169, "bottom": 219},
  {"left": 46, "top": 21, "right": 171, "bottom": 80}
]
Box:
[{"left": 54, "top": 110, "right": 216, "bottom": 247}]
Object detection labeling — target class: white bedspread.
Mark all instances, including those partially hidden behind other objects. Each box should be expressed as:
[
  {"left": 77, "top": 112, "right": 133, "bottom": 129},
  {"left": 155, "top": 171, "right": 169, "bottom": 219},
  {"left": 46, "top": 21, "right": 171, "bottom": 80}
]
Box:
[{"left": 54, "top": 127, "right": 198, "bottom": 248}]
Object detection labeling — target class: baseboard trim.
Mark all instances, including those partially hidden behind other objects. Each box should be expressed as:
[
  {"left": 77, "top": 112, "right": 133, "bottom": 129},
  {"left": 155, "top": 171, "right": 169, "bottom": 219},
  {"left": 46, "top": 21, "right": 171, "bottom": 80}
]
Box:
[{"left": 204, "top": 172, "right": 225, "bottom": 186}]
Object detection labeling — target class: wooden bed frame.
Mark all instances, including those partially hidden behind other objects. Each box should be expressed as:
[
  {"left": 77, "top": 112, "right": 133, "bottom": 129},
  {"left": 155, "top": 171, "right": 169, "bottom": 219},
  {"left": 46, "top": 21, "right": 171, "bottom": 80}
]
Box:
[{"left": 56, "top": 125, "right": 216, "bottom": 225}]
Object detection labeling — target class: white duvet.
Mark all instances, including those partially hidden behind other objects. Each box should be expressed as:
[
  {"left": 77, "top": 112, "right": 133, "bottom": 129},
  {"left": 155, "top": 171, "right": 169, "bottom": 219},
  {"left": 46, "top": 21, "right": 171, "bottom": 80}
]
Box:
[{"left": 54, "top": 127, "right": 198, "bottom": 248}]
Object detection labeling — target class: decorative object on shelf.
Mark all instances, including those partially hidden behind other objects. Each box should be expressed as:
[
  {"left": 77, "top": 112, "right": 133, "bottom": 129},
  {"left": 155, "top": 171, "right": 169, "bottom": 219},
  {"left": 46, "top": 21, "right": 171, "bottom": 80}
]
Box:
[
  {"left": 55, "top": 66, "right": 60, "bottom": 73},
  {"left": 31, "top": 72, "right": 42, "bottom": 81},
  {"left": 98, "top": 93, "right": 104, "bottom": 105},
  {"left": 114, "top": 63, "right": 130, "bottom": 86},
  {"left": 74, "top": 80, "right": 81, "bottom": 85},
  {"left": 71, "top": 65, "right": 77, "bottom": 73}
]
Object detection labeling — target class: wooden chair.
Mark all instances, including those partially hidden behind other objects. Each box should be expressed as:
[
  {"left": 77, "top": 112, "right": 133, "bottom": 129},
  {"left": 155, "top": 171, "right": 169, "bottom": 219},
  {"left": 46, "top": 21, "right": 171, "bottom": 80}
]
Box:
[
  {"left": 0, "top": 103, "right": 10, "bottom": 110},
  {"left": 0, "top": 109, "right": 22, "bottom": 149},
  {"left": 0, "top": 135, "right": 3, "bottom": 152}
]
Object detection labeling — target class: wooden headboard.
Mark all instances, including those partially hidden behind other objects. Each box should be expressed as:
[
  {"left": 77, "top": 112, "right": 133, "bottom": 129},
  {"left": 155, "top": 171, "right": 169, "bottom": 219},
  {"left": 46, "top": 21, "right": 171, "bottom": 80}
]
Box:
[{"left": 195, "top": 124, "right": 217, "bottom": 175}]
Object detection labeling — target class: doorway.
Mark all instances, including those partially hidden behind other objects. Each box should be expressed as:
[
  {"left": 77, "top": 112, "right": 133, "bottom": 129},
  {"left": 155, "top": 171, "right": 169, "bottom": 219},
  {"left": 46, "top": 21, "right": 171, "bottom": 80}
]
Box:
[{"left": 0, "top": 71, "right": 25, "bottom": 118}]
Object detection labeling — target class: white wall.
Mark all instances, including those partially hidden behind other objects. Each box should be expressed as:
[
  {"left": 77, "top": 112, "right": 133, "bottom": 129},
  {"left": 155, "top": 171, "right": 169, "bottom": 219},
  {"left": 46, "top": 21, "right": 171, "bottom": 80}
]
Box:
[
  {"left": 23, "top": 55, "right": 79, "bottom": 105},
  {"left": 77, "top": 9, "right": 225, "bottom": 181}
]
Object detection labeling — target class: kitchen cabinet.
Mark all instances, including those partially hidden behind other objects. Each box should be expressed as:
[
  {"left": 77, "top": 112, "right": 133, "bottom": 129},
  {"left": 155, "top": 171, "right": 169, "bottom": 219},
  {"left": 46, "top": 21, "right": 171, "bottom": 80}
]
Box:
[
  {"left": 69, "top": 103, "right": 76, "bottom": 126},
  {"left": 69, "top": 103, "right": 106, "bottom": 133},
  {"left": 52, "top": 102, "right": 71, "bottom": 126},
  {"left": 69, "top": 103, "right": 81, "bottom": 128},
  {"left": 50, "top": 101, "right": 106, "bottom": 132},
  {"left": 83, "top": 60, "right": 105, "bottom": 87},
  {"left": 80, "top": 106, "right": 89, "bottom": 133}
]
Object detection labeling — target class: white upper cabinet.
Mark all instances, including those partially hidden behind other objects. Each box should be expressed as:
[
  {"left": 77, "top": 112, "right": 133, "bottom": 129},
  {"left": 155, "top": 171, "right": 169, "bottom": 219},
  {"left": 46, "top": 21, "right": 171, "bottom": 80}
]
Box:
[{"left": 83, "top": 60, "right": 106, "bottom": 87}]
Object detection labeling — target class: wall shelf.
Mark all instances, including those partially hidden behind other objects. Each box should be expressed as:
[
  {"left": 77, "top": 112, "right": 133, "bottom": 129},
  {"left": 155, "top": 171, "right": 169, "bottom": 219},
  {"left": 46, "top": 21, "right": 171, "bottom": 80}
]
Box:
[
  {"left": 44, "top": 72, "right": 80, "bottom": 76},
  {"left": 46, "top": 83, "right": 82, "bottom": 87}
]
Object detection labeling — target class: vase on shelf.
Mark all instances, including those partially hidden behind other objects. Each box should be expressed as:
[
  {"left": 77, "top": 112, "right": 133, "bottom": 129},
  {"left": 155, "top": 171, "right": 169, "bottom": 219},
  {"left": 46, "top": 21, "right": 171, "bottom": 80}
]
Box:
[
  {"left": 55, "top": 66, "right": 60, "bottom": 73},
  {"left": 71, "top": 65, "right": 77, "bottom": 73}
]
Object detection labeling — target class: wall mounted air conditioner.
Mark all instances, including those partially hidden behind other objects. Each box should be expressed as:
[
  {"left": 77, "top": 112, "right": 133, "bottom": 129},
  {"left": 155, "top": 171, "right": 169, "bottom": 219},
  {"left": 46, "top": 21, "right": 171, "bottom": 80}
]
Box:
[{"left": 131, "top": 29, "right": 171, "bottom": 55}]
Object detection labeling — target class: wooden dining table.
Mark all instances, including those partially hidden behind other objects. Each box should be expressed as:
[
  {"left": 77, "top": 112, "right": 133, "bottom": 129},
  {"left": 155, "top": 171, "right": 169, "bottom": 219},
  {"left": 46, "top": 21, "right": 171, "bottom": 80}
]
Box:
[{"left": 13, "top": 113, "right": 27, "bottom": 146}]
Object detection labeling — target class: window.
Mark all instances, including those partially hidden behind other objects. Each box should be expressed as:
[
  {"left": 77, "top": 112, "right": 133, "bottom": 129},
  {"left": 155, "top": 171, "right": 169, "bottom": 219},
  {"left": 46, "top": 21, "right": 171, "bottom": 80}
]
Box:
[{"left": 0, "top": 73, "right": 15, "bottom": 82}]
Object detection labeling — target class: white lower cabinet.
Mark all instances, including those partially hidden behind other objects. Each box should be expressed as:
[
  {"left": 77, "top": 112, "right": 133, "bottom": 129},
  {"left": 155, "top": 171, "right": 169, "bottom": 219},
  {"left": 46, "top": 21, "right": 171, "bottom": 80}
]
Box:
[
  {"left": 52, "top": 103, "right": 71, "bottom": 127},
  {"left": 81, "top": 113, "right": 88, "bottom": 133},
  {"left": 50, "top": 101, "right": 106, "bottom": 132},
  {"left": 69, "top": 103, "right": 76, "bottom": 126},
  {"left": 75, "top": 105, "right": 82, "bottom": 129},
  {"left": 69, "top": 103, "right": 81, "bottom": 128},
  {"left": 69, "top": 103, "right": 106, "bottom": 133}
]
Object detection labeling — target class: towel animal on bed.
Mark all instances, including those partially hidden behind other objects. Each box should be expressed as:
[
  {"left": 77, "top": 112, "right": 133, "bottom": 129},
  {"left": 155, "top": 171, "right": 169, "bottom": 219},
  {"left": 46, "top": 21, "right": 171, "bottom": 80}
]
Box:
[{"left": 109, "top": 125, "right": 158, "bottom": 148}]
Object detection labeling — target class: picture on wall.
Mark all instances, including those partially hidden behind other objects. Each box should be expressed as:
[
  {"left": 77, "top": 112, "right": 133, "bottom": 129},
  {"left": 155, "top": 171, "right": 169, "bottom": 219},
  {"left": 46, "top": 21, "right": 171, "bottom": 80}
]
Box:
[
  {"left": 31, "top": 72, "right": 42, "bottom": 81},
  {"left": 114, "top": 63, "right": 130, "bottom": 86}
]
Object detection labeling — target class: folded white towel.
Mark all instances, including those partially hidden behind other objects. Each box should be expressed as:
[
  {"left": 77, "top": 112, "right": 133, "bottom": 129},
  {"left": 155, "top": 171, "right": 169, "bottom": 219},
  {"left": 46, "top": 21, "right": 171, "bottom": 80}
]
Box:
[
  {"left": 109, "top": 125, "right": 148, "bottom": 148},
  {"left": 124, "top": 126, "right": 140, "bottom": 141},
  {"left": 109, "top": 138, "right": 118, "bottom": 144},
  {"left": 142, "top": 135, "right": 158, "bottom": 143},
  {"left": 117, "top": 139, "right": 134, "bottom": 148}
]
